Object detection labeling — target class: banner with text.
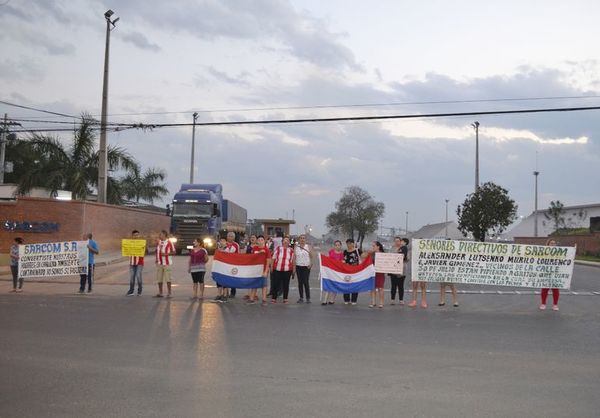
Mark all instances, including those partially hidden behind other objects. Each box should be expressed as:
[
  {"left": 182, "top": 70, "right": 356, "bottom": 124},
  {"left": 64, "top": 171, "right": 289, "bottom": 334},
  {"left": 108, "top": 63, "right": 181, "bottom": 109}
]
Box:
[
  {"left": 121, "top": 239, "right": 147, "bottom": 257},
  {"left": 411, "top": 239, "right": 575, "bottom": 289},
  {"left": 18, "top": 241, "right": 89, "bottom": 279},
  {"left": 374, "top": 252, "right": 404, "bottom": 274}
]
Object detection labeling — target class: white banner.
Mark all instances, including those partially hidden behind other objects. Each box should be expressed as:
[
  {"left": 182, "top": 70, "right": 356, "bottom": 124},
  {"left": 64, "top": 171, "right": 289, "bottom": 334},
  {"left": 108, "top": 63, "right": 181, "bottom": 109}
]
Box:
[
  {"left": 411, "top": 239, "right": 575, "bottom": 289},
  {"left": 374, "top": 252, "right": 404, "bottom": 274},
  {"left": 18, "top": 241, "right": 89, "bottom": 279}
]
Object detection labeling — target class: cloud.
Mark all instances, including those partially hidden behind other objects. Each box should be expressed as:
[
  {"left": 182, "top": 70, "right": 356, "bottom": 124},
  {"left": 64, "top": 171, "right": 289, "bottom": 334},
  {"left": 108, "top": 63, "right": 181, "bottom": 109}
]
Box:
[
  {"left": 110, "top": 0, "right": 360, "bottom": 70},
  {"left": 205, "top": 66, "right": 250, "bottom": 86},
  {"left": 0, "top": 57, "right": 44, "bottom": 81},
  {"left": 120, "top": 31, "right": 161, "bottom": 52}
]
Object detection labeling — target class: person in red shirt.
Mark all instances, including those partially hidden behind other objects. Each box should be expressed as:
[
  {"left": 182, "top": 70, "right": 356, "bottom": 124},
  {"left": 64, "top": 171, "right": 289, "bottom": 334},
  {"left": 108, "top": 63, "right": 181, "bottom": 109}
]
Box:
[
  {"left": 155, "top": 230, "right": 175, "bottom": 298},
  {"left": 247, "top": 235, "right": 271, "bottom": 305},
  {"left": 127, "top": 230, "right": 144, "bottom": 296},
  {"left": 271, "top": 236, "right": 295, "bottom": 304}
]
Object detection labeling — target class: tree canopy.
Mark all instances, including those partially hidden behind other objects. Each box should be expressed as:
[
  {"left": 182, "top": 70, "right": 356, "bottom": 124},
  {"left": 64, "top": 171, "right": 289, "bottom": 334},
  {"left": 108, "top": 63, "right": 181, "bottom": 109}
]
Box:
[
  {"left": 456, "top": 182, "right": 517, "bottom": 242},
  {"left": 326, "top": 185, "right": 385, "bottom": 249}
]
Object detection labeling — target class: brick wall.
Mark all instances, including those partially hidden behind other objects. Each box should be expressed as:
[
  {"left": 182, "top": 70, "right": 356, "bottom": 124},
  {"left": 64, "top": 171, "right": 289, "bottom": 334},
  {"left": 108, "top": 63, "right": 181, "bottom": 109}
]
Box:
[
  {"left": 514, "top": 233, "right": 600, "bottom": 255},
  {"left": 1, "top": 197, "right": 170, "bottom": 255}
]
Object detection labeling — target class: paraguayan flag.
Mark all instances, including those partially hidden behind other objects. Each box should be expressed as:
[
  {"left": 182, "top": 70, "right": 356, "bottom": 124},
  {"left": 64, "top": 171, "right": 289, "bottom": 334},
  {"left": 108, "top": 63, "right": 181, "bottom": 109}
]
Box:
[
  {"left": 212, "top": 252, "right": 267, "bottom": 289},
  {"left": 320, "top": 254, "right": 375, "bottom": 293}
]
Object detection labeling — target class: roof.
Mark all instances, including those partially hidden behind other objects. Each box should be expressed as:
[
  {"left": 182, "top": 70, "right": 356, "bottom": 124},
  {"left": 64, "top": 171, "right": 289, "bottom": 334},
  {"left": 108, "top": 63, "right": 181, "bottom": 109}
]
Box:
[
  {"left": 410, "top": 221, "right": 465, "bottom": 240},
  {"left": 254, "top": 218, "right": 296, "bottom": 225}
]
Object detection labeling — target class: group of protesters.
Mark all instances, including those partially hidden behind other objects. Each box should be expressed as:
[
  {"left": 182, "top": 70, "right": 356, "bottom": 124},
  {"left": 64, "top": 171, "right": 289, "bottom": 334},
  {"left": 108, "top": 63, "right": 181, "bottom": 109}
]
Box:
[{"left": 7, "top": 231, "right": 561, "bottom": 312}]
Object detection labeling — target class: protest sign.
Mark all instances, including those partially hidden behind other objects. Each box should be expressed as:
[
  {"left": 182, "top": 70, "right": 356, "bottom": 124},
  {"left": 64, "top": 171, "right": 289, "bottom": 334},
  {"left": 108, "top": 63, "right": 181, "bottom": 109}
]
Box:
[
  {"left": 121, "top": 239, "right": 146, "bottom": 257},
  {"left": 18, "top": 241, "right": 89, "bottom": 279},
  {"left": 374, "top": 252, "right": 404, "bottom": 274},
  {"left": 411, "top": 239, "right": 575, "bottom": 289}
]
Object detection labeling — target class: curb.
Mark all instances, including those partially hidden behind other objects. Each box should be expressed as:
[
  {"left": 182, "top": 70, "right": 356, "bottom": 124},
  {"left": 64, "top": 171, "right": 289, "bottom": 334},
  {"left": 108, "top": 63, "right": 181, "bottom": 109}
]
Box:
[{"left": 575, "top": 260, "right": 600, "bottom": 268}]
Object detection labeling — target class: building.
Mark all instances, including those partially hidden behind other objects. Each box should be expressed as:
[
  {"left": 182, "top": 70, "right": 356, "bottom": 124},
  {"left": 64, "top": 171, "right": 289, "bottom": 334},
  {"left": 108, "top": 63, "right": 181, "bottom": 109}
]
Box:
[
  {"left": 503, "top": 203, "right": 600, "bottom": 240},
  {"left": 409, "top": 221, "right": 465, "bottom": 240},
  {"left": 254, "top": 218, "right": 296, "bottom": 237}
]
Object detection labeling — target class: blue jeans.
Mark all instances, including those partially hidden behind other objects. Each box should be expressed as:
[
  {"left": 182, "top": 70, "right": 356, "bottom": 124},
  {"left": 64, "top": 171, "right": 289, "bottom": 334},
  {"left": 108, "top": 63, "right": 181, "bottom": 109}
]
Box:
[
  {"left": 128, "top": 265, "right": 143, "bottom": 294},
  {"left": 79, "top": 264, "right": 94, "bottom": 292}
]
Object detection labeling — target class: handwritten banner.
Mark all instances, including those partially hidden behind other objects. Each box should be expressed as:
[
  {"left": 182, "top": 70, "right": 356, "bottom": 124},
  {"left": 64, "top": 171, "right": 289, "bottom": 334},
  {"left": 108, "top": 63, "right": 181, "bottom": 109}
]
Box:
[
  {"left": 121, "top": 239, "right": 147, "bottom": 257},
  {"left": 374, "top": 252, "right": 404, "bottom": 274},
  {"left": 411, "top": 239, "right": 575, "bottom": 289},
  {"left": 18, "top": 241, "right": 89, "bottom": 279}
]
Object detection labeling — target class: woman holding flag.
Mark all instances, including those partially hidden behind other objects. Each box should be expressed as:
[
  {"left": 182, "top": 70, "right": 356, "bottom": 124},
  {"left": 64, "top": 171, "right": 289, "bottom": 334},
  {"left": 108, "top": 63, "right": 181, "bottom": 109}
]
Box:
[{"left": 271, "top": 236, "right": 295, "bottom": 304}]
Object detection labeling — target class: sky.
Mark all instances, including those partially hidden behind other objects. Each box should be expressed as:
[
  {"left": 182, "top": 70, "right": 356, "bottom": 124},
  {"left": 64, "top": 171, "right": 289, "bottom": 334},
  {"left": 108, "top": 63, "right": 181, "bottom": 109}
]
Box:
[{"left": 2, "top": 0, "right": 600, "bottom": 236}]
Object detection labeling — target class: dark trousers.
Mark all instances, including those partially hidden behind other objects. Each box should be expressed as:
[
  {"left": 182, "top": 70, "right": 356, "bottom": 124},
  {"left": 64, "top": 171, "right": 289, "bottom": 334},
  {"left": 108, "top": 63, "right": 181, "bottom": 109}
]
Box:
[
  {"left": 11, "top": 265, "right": 23, "bottom": 289},
  {"left": 343, "top": 293, "right": 358, "bottom": 303},
  {"left": 271, "top": 270, "right": 292, "bottom": 300},
  {"left": 296, "top": 266, "right": 311, "bottom": 300},
  {"left": 80, "top": 264, "right": 94, "bottom": 291},
  {"left": 390, "top": 275, "right": 406, "bottom": 300}
]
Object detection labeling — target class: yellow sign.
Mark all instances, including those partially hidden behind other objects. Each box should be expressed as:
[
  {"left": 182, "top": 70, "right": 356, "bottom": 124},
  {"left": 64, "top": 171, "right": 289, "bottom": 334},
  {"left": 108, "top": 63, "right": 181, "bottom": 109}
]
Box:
[{"left": 122, "top": 239, "right": 147, "bottom": 257}]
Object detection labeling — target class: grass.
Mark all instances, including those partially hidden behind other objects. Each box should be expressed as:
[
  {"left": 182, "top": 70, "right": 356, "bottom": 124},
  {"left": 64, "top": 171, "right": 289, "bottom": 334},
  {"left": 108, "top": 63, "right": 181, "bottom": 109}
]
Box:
[{"left": 576, "top": 255, "right": 600, "bottom": 262}]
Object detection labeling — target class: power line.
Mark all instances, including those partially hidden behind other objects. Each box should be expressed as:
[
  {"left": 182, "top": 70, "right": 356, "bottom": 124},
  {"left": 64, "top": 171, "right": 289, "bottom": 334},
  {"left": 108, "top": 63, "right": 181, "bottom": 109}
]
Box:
[
  {"left": 4, "top": 94, "right": 600, "bottom": 119},
  {"left": 0, "top": 100, "right": 78, "bottom": 119},
  {"left": 9, "top": 104, "right": 600, "bottom": 133}
]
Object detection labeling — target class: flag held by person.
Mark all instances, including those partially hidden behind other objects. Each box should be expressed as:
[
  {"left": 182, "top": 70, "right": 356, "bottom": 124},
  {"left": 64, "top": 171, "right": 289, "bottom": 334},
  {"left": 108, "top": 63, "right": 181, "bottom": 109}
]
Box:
[
  {"left": 320, "top": 254, "right": 375, "bottom": 293},
  {"left": 212, "top": 252, "right": 267, "bottom": 289}
]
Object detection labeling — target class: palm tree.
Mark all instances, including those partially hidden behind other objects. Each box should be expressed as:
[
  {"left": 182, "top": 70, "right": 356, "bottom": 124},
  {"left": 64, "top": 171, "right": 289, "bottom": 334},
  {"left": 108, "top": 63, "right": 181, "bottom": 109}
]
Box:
[
  {"left": 120, "top": 167, "right": 169, "bottom": 204},
  {"left": 14, "top": 114, "right": 139, "bottom": 203}
]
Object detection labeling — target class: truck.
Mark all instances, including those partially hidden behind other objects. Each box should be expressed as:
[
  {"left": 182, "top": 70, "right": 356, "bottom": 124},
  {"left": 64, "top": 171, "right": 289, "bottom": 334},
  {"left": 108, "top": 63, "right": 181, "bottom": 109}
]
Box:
[{"left": 169, "top": 184, "right": 247, "bottom": 254}]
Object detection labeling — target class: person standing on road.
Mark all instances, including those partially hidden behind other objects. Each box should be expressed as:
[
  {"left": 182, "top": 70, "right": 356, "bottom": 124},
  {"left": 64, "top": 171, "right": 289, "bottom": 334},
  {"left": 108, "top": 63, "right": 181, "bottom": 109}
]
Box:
[
  {"left": 271, "top": 236, "right": 295, "bottom": 304},
  {"left": 406, "top": 238, "right": 427, "bottom": 308},
  {"left": 389, "top": 237, "right": 407, "bottom": 305},
  {"left": 369, "top": 241, "right": 386, "bottom": 308},
  {"left": 79, "top": 233, "right": 99, "bottom": 294},
  {"left": 539, "top": 238, "right": 561, "bottom": 311},
  {"left": 248, "top": 235, "right": 271, "bottom": 305},
  {"left": 322, "top": 240, "right": 343, "bottom": 305},
  {"left": 154, "top": 230, "right": 175, "bottom": 298},
  {"left": 295, "top": 234, "right": 314, "bottom": 304},
  {"left": 127, "top": 230, "right": 144, "bottom": 296},
  {"left": 9, "top": 237, "right": 24, "bottom": 293},
  {"left": 189, "top": 238, "right": 208, "bottom": 300},
  {"left": 222, "top": 231, "right": 240, "bottom": 299},
  {"left": 343, "top": 239, "right": 362, "bottom": 305}
]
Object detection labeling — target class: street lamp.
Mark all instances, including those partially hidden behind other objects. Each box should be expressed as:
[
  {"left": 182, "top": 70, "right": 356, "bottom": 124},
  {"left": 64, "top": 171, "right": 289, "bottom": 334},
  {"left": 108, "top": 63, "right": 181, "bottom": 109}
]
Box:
[
  {"left": 533, "top": 171, "right": 540, "bottom": 237},
  {"left": 405, "top": 211, "right": 409, "bottom": 235},
  {"left": 97, "top": 9, "right": 119, "bottom": 203},
  {"left": 189, "top": 112, "right": 198, "bottom": 183},
  {"left": 471, "top": 121, "right": 480, "bottom": 191}
]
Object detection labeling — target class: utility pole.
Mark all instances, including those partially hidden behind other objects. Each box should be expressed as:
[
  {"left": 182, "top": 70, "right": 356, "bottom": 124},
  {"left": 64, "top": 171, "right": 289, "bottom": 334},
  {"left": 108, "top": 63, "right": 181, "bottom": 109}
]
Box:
[
  {"left": 533, "top": 171, "right": 540, "bottom": 237},
  {"left": 97, "top": 9, "right": 119, "bottom": 203},
  {"left": 405, "top": 211, "right": 409, "bottom": 236},
  {"left": 190, "top": 112, "right": 198, "bottom": 183},
  {"left": 0, "top": 114, "right": 7, "bottom": 184},
  {"left": 472, "top": 121, "right": 480, "bottom": 191},
  {"left": 445, "top": 199, "right": 449, "bottom": 238}
]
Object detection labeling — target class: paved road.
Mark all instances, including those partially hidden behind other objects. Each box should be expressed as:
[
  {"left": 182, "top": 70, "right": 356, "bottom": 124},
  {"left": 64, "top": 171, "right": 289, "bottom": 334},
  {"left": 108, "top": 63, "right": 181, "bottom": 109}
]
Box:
[{"left": 1, "top": 261, "right": 599, "bottom": 417}]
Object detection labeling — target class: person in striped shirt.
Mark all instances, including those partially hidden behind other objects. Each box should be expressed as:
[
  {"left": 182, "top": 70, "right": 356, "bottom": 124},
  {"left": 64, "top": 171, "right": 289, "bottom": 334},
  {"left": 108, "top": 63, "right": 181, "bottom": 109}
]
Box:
[
  {"left": 155, "top": 230, "right": 175, "bottom": 298},
  {"left": 271, "top": 236, "right": 295, "bottom": 304},
  {"left": 126, "top": 230, "right": 145, "bottom": 296}
]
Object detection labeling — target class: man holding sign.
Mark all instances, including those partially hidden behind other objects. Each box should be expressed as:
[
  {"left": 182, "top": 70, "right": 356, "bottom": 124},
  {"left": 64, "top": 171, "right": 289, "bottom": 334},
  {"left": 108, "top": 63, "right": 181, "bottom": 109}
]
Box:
[{"left": 123, "top": 230, "right": 146, "bottom": 296}]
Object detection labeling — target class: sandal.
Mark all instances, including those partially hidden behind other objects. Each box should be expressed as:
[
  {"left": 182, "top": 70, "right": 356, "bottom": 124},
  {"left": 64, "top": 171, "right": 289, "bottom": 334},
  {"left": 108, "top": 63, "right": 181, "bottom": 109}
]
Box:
[{"left": 438, "top": 303, "right": 446, "bottom": 306}]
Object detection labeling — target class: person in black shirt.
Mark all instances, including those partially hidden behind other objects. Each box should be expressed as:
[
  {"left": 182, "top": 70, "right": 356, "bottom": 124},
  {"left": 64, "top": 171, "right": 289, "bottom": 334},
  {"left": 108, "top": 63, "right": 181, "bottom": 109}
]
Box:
[
  {"left": 343, "top": 239, "right": 362, "bottom": 305},
  {"left": 389, "top": 237, "right": 408, "bottom": 305}
]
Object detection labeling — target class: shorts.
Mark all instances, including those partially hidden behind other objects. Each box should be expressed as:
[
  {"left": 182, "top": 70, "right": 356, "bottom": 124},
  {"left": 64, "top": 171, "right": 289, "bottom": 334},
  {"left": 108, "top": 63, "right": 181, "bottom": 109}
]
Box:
[
  {"left": 191, "top": 271, "right": 205, "bottom": 284},
  {"left": 156, "top": 265, "right": 172, "bottom": 284}
]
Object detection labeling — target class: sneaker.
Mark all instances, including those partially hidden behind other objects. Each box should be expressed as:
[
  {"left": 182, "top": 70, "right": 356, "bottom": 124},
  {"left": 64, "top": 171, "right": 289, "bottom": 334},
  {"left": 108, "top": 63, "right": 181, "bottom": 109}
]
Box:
[
  {"left": 328, "top": 301, "right": 335, "bottom": 305},
  {"left": 539, "top": 304, "right": 546, "bottom": 310},
  {"left": 137, "top": 293, "right": 142, "bottom": 296},
  {"left": 351, "top": 302, "right": 357, "bottom": 305},
  {"left": 321, "top": 302, "right": 327, "bottom": 305},
  {"left": 78, "top": 290, "right": 84, "bottom": 294},
  {"left": 306, "top": 299, "right": 312, "bottom": 304},
  {"left": 369, "top": 304, "right": 375, "bottom": 308},
  {"left": 390, "top": 301, "right": 396, "bottom": 305},
  {"left": 126, "top": 291, "right": 135, "bottom": 296},
  {"left": 399, "top": 300, "right": 405, "bottom": 305},
  {"left": 87, "top": 289, "right": 92, "bottom": 293},
  {"left": 297, "top": 298, "right": 304, "bottom": 304},
  {"left": 16, "top": 289, "right": 23, "bottom": 293},
  {"left": 552, "top": 305, "right": 559, "bottom": 311},
  {"left": 344, "top": 302, "right": 349, "bottom": 305},
  {"left": 214, "top": 295, "right": 222, "bottom": 302}
]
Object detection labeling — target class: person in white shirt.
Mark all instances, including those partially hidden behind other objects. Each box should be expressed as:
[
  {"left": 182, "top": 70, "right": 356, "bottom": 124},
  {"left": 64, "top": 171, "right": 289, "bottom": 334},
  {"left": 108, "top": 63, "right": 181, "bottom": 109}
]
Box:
[{"left": 294, "top": 234, "right": 314, "bottom": 303}]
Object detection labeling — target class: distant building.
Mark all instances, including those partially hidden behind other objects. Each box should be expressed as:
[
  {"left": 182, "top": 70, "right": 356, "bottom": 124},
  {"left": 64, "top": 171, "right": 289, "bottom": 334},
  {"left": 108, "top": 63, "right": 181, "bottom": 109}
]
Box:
[
  {"left": 254, "top": 218, "right": 295, "bottom": 237},
  {"left": 503, "top": 203, "right": 600, "bottom": 240},
  {"left": 409, "top": 221, "right": 465, "bottom": 240}
]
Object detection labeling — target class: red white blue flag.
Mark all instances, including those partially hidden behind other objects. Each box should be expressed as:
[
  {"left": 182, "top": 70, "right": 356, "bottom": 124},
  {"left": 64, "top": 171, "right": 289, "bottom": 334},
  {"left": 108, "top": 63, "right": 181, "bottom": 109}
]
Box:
[
  {"left": 320, "top": 254, "right": 375, "bottom": 293},
  {"left": 212, "top": 252, "right": 266, "bottom": 289}
]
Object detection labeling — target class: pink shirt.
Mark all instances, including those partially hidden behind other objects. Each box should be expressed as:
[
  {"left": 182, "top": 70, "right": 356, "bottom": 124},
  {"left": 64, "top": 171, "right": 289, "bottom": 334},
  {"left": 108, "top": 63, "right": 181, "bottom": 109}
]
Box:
[{"left": 328, "top": 249, "right": 344, "bottom": 262}]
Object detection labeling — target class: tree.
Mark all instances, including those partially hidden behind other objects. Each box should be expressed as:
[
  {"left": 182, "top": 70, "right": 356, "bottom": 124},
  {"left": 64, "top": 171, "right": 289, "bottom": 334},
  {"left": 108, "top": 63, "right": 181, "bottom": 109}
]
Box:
[
  {"left": 325, "top": 186, "right": 385, "bottom": 249},
  {"left": 10, "top": 114, "right": 138, "bottom": 204},
  {"left": 120, "top": 167, "right": 169, "bottom": 204},
  {"left": 544, "top": 200, "right": 566, "bottom": 232},
  {"left": 456, "top": 182, "right": 517, "bottom": 242}
]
